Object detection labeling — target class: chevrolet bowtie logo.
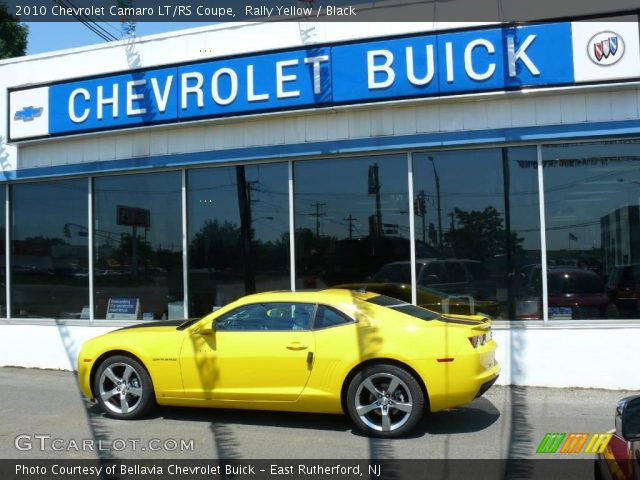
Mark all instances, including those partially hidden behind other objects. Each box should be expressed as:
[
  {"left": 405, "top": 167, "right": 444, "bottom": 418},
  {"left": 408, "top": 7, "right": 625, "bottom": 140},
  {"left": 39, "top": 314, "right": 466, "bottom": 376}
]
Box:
[{"left": 14, "top": 106, "right": 43, "bottom": 122}]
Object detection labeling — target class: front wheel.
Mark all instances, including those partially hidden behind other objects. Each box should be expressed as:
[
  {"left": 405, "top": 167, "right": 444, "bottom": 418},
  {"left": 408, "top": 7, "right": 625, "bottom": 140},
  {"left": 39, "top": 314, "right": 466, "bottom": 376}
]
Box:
[
  {"left": 346, "top": 364, "right": 425, "bottom": 438},
  {"left": 94, "top": 355, "right": 155, "bottom": 419}
]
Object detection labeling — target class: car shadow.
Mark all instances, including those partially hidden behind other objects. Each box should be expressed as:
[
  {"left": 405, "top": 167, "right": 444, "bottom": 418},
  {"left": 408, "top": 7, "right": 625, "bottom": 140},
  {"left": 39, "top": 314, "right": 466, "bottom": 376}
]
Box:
[{"left": 86, "top": 396, "right": 500, "bottom": 438}]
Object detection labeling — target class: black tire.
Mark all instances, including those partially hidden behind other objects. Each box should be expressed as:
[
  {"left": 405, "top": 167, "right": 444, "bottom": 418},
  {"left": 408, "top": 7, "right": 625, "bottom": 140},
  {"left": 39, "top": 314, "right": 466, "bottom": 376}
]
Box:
[
  {"left": 93, "top": 355, "right": 155, "bottom": 420},
  {"left": 346, "top": 363, "right": 425, "bottom": 438},
  {"left": 593, "top": 459, "right": 603, "bottom": 480},
  {"left": 604, "top": 303, "right": 619, "bottom": 319}
]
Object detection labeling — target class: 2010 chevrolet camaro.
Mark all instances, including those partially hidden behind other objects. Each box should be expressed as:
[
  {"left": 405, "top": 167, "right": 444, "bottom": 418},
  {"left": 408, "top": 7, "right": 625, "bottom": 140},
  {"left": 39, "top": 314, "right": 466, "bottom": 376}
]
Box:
[{"left": 78, "top": 289, "right": 500, "bottom": 437}]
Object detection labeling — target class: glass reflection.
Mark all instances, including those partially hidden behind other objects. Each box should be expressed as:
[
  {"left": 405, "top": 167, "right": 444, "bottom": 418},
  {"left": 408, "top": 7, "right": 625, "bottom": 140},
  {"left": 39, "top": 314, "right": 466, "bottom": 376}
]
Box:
[
  {"left": 188, "top": 163, "right": 290, "bottom": 316},
  {"left": 93, "top": 172, "right": 183, "bottom": 320},
  {"left": 294, "top": 155, "right": 411, "bottom": 291},
  {"left": 413, "top": 148, "right": 541, "bottom": 319},
  {"left": 543, "top": 140, "right": 640, "bottom": 320},
  {"left": 11, "top": 180, "right": 89, "bottom": 318}
]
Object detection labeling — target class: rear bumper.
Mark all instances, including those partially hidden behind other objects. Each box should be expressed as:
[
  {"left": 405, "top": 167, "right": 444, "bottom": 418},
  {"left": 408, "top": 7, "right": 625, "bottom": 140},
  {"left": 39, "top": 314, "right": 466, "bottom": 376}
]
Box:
[
  {"left": 475, "top": 374, "right": 499, "bottom": 398},
  {"left": 424, "top": 341, "right": 501, "bottom": 412}
]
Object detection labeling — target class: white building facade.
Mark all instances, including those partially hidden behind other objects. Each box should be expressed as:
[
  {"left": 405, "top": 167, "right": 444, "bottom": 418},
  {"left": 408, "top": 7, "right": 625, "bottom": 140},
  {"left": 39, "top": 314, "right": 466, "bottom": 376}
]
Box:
[{"left": 1, "top": 18, "right": 640, "bottom": 389}]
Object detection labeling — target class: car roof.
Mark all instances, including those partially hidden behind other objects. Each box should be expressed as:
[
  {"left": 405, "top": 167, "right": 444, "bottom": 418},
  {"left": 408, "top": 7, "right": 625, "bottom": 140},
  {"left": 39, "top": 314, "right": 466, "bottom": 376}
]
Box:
[
  {"left": 233, "top": 288, "right": 379, "bottom": 306},
  {"left": 547, "top": 268, "right": 599, "bottom": 277},
  {"left": 381, "top": 258, "right": 480, "bottom": 267}
]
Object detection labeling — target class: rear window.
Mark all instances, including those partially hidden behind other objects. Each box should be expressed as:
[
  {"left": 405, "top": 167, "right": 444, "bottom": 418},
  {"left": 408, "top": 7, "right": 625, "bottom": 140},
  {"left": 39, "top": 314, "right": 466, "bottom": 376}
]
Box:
[
  {"left": 548, "top": 273, "right": 604, "bottom": 294},
  {"left": 366, "top": 295, "right": 439, "bottom": 321},
  {"left": 366, "top": 295, "right": 406, "bottom": 307}
]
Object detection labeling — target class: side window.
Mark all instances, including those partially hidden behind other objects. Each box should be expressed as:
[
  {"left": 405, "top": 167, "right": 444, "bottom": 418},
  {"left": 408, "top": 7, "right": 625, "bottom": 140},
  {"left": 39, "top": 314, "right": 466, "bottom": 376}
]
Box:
[
  {"left": 447, "top": 262, "right": 468, "bottom": 283},
  {"left": 419, "top": 263, "right": 447, "bottom": 286},
  {"left": 216, "top": 303, "right": 315, "bottom": 331},
  {"left": 313, "top": 305, "right": 353, "bottom": 329}
]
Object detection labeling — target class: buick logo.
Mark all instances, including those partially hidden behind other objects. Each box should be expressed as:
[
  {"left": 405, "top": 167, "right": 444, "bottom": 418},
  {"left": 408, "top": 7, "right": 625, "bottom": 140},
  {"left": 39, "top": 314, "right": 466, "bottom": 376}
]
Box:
[{"left": 587, "top": 31, "right": 625, "bottom": 66}]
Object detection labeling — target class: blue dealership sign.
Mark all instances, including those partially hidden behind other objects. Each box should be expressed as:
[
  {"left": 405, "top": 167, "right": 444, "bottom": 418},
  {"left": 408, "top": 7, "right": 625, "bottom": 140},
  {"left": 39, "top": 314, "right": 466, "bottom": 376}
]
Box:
[
  {"left": 7, "top": 21, "right": 596, "bottom": 141},
  {"left": 178, "top": 47, "right": 332, "bottom": 120},
  {"left": 50, "top": 67, "right": 179, "bottom": 134},
  {"left": 331, "top": 23, "right": 573, "bottom": 102}
]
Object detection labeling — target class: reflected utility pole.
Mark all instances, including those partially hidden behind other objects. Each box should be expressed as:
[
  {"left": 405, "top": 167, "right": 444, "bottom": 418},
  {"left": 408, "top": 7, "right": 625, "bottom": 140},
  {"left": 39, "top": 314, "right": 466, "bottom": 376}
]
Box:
[
  {"left": 428, "top": 156, "right": 442, "bottom": 247},
  {"left": 368, "top": 163, "right": 382, "bottom": 238},
  {"left": 309, "top": 202, "right": 326, "bottom": 238},
  {"left": 236, "top": 166, "right": 256, "bottom": 294},
  {"left": 415, "top": 190, "right": 427, "bottom": 244},
  {"left": 344, "top": 214, "right": 357, "bottom": 239},
  {"left": 502, "top": 147, "right": 514, "bottom": 319}
]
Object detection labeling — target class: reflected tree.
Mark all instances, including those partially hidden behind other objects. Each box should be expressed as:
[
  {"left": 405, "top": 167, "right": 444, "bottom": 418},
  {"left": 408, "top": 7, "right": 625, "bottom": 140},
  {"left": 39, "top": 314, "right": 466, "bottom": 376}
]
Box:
[
  {"left": 444, "top": 207, "right": 524, "bottom": 261},
  {"left": 189, "top": 219, "right": 242, "bottom": 273}
]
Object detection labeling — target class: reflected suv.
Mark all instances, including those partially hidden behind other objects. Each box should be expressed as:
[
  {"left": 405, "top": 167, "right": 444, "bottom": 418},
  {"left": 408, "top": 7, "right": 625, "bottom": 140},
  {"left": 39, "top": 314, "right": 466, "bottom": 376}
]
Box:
[
  {"left": 373, "top": 259, "right": 496, "bottom": 301},
  {"left": 516, "top": 266, "right": 618, "bottom": 320},
  {"left": 606, "top": 265, "right": 640, "bottom": 318}
]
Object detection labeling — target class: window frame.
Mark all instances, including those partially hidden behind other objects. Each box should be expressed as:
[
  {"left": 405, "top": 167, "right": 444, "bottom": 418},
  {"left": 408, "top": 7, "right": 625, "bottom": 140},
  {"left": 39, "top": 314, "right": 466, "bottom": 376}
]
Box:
[{"left": 214, "top": 301, "right": 317, "bottom": 332}]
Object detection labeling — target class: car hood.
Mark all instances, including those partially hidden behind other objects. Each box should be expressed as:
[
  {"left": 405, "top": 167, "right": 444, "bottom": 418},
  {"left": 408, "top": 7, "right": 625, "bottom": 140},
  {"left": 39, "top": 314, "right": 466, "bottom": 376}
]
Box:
[{"left": 114, "top": 320, "right": 186, "bottom": 332}]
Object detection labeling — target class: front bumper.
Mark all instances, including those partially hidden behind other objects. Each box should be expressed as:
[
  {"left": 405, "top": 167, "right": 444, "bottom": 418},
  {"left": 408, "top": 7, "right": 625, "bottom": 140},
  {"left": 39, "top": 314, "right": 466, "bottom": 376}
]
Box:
[{"left": 77, "top": 353, "right": 95, "bottom": 400}]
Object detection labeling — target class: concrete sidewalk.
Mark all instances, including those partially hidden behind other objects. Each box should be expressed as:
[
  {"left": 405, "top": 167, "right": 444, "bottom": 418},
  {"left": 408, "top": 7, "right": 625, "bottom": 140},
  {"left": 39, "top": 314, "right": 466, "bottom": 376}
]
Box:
[{"left": 0, "top": 367, "right": 634, "bottom": 460}]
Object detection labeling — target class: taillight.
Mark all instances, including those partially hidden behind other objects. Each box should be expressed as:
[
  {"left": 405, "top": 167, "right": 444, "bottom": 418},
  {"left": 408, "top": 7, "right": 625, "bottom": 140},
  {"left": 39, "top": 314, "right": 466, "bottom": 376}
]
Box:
[{"left": 469, "top": 333, "right": 488, "bottom": 348}]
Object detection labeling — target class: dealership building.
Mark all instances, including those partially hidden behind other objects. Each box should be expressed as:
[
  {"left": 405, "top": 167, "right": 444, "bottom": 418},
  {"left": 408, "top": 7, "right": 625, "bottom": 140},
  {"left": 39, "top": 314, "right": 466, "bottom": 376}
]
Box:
[{"left": 1, "top": 14, "right": 640, "bottom": 390}]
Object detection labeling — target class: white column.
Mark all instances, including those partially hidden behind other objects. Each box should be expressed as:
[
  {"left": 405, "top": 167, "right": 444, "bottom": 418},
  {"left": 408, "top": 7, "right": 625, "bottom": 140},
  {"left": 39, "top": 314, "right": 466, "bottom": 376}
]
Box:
[
  {"left": 537, "top": 145, "right": 549, "bottom": 323},
  {"left": 182, "top": 170, "right": 189, "bottom": 318},
  {"left": 288, "top": 160, "right": 296, "bottom": 292},
  {"left": 88, "top": 177, "right": 94, "bottom": 322},
  {"left": 408, "top": 153, "right": 417, "bottom": 305}
]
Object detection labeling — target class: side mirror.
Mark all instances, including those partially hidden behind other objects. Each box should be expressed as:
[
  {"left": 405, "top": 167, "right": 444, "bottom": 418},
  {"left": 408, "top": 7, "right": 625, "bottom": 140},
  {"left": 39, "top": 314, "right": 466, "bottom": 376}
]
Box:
[
  {"left": 196, "top": 322, "right": 215, "bottom": 336},
  {"left": 615, "top": 395, "right": 640, "bottom": 441}
]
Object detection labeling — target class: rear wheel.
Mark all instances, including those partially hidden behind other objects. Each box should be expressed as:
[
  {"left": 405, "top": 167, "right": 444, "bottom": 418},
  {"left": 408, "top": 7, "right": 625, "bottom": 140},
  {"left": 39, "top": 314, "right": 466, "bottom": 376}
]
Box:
[
  {"left": 346, "top": 364, "right": 425, "bottom": 438},
  {"left": 94, "top": 355, "right": 155, "bottom": 419},
  {"left": 604, "top": 303, "right": 619, "bottom": 319}
]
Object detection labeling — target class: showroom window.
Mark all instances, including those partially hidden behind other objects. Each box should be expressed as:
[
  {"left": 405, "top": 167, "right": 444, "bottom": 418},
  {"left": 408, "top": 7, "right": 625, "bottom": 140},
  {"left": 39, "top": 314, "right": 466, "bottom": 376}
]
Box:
[
  {"left": 412, "top": 147, "right": 541, "bottom": 320},
  {"left": 93, "top": 172, "right": 183, "bottom": 320},
  {"left": 542, "top": 140, "right": 640, "bottom": 320},
  {"left": 187, "top": 163, "right": 290, "bottom": 316},
  {"left": 10, "top": 179, "right": 89, "bottom": 319},
  {"left": 294, "top": 154, "right": 411, "bottom": 294}
]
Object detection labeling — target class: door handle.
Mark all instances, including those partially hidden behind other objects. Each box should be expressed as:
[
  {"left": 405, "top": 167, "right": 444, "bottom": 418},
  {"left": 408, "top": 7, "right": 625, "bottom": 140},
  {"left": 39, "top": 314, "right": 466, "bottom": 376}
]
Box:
[{"left": 286, "top": 342, "right": 308, "bottom": 351}]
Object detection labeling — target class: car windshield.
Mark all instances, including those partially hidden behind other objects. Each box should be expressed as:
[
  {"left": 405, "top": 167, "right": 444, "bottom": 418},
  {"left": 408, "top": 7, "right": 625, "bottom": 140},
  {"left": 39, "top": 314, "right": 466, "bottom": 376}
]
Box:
[
  {"left": 366, "top": 295, "right": 439, "bottom": 321},
  {"left": 371, "top": 264, "right": 412, "bottom": 283},
  {"left": 548, "top": 273, "right": 604, "bottom": 294}
]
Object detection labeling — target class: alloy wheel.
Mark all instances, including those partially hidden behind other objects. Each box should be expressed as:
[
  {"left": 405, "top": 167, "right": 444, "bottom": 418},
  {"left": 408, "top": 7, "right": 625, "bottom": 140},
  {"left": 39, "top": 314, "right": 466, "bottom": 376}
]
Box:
[
  {"left": 98, "top": 362, "right": 143, "bottom": 415},
  {"left": 354, "top": 373, "right": 413, "bottom": 432}
]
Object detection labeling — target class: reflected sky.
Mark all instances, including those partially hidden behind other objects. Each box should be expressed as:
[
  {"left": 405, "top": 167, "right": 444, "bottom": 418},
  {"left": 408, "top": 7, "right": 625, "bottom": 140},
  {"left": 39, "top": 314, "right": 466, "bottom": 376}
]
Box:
[
  {"left": 413, "top": 147, "right": 541, "bottom": 251},
  {"left": 12, "top": 179, "right": 88, "bottom": 246},
  {"left": 188, "top": 163, "right": 289, "bottom": 243},
  {"left": 542, "top": 140, "right": 640, "bottom": 253},
  {"left": 294, "top": 154, "right": 409, "bottom": 240},
  {"left": 94, "top": 172, "right": 182, "bottom": 251}
]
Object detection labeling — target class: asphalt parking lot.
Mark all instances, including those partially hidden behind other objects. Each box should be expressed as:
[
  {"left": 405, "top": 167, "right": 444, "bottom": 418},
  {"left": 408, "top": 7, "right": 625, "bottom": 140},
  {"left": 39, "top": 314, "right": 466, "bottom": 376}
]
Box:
[{"left": 0, "top": 367, "right": 634, "bottom": 461}]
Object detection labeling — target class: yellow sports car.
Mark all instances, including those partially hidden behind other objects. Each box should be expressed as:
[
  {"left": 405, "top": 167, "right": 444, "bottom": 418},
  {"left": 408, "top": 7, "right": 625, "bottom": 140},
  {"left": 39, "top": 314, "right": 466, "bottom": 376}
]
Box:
[{"left": 77, "top": 289, "right": 499, "bottom": 437}]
